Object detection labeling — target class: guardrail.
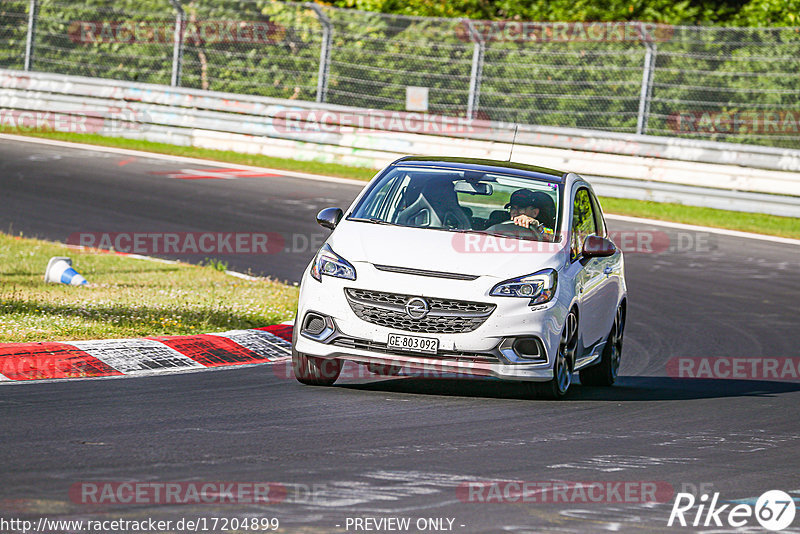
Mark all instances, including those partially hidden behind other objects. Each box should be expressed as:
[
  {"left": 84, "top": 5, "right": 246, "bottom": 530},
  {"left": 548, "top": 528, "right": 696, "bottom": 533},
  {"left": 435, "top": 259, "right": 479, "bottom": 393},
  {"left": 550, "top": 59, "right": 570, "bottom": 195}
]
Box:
[
  {"left": 6, "top": 1, "right": 800, "bottom": 149},
  {"left": 2, "top": 69, "right": 799, "bottom": 217}
]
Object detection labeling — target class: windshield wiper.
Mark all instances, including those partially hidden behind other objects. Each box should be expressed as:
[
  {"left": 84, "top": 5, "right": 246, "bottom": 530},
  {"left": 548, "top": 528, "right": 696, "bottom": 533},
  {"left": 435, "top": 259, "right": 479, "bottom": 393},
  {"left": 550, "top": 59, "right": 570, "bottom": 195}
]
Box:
[
  {"left": 445, "top": 227, "right": 486, "bottom": 235},
  {"left": 349, "top": 217, "right": 395, "bottom": 225},
  {"left": 446, "top": 226, "right": 554, "bottom": 242}
]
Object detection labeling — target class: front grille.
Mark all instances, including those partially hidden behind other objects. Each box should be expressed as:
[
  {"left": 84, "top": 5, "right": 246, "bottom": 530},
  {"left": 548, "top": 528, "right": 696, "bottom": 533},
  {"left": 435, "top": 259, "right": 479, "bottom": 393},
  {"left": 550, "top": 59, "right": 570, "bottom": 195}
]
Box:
[
  {"left": 344, "top": 288, "right": 495, "bottom": 334},
  {"left": 332, "top": 337, "right": 500, "bottom": 364}
]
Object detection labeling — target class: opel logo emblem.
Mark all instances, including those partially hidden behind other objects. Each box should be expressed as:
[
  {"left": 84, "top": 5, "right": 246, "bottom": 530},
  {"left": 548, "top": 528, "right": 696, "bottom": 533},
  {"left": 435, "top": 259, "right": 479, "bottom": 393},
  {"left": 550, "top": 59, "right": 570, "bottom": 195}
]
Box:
[{"left": 405, "top": 297, "right": 430, "bottom": 319}]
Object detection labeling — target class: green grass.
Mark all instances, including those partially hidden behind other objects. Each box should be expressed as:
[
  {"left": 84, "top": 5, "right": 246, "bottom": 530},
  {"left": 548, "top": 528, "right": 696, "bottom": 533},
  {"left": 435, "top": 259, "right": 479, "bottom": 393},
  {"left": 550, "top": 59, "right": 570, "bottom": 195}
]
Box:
[
  {"left": 0, "top": 127, "right": 379, "bottom": 181},
  {"left": 598, "top": 197, "right": 800, "bottom": 239},
  {"left": 0, "top": 232, "right": 298, "bottom": 343},
  {"left": 4, "top": 128, "right": 799, "bottom": 239}
]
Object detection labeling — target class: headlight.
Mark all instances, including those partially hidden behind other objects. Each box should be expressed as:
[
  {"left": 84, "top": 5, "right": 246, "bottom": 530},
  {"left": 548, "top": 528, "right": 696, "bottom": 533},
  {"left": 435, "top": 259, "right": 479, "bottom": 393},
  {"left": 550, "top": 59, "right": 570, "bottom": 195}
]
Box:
[
  {"left": 490, "top": 268, "right": 557, "bottom": 304},
  {"left": 310, "top": 244, "right": 356, "bottom": 281}
]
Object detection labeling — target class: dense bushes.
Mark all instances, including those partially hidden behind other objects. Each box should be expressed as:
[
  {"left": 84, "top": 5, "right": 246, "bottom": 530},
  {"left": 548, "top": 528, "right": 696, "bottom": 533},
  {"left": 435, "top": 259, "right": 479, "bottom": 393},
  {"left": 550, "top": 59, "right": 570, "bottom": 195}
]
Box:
[
  {"left": 1, "top": 0, "right": 798, "bottom": 148},
  {"left": 331, "top": 0, "right": 800, "bottom": 27}
]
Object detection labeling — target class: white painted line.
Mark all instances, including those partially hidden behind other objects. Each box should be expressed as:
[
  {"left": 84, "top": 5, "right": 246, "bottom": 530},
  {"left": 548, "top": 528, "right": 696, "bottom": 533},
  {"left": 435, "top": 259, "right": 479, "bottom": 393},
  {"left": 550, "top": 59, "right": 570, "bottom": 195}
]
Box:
[
  {"left": 605, "top": 214, "right": 800, "bottom": 246},
  {"left": 64, "top": 245, "right": 182, "bottom": 265},
  {"left": 166, "top": 168, "right": 239, "bottom": 179},
  {"left": 4, "top": 132, "right": 796, "bottom": 245},
  {"left": 224, "top": 270, "right": 262, "bottom": 281},
  {"left": 68, "top": 338, "right": 205, "bottom": 374},
  {"left": 125, "top": 254, "right": 180, "bottom": 264},
  {"left": 64, "top": 243, "right": 272, "bottom": 282},
  {"left": 0, "top": 133, "right": 369, "bottom": 186}
]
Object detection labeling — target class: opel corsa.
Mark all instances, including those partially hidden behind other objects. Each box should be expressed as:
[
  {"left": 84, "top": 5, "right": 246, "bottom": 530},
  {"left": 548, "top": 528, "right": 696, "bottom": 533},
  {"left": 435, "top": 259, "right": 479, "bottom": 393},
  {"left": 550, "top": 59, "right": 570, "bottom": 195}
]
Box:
[{"left": 292, "top": 157, "right": 627, "bottom": 398}]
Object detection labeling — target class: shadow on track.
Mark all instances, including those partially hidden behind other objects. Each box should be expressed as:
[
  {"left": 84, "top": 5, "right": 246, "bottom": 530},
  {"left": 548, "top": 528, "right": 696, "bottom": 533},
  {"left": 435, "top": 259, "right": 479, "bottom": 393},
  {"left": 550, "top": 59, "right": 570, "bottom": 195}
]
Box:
[{"left": 332, "top": 375, "right": 800, "bottom": 401}]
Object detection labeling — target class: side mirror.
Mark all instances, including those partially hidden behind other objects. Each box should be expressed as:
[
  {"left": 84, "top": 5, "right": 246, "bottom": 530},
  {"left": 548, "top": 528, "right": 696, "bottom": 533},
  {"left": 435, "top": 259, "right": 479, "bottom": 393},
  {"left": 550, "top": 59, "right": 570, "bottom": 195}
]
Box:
[
  {"left": 582, "top": 235, "right": 616, "bottom": 258},
  {"left": 317, "top": 207, "right": 343, "bottom": 230}
]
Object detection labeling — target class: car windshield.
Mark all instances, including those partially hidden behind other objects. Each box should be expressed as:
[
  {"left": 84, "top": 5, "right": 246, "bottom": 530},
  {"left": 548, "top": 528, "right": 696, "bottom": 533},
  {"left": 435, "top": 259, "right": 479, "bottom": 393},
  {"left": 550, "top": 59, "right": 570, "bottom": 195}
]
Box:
[{"left": 349, "top": 166, "right": 561, "bottom": 242}]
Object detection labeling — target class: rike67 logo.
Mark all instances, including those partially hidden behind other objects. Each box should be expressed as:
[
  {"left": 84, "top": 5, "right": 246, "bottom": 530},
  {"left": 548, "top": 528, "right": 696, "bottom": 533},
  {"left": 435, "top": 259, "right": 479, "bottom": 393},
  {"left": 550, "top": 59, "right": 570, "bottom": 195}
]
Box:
[{"left": 668, "top": 489, "right": 796, "bottom": 531}]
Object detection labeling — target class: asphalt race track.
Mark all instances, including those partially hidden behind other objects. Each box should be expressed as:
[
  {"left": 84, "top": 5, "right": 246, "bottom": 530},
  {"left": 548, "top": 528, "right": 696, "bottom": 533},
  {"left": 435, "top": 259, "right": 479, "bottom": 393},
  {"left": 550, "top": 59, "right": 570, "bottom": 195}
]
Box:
[{"left": 1, "top": 138, "right": 800, "bottom": 533}]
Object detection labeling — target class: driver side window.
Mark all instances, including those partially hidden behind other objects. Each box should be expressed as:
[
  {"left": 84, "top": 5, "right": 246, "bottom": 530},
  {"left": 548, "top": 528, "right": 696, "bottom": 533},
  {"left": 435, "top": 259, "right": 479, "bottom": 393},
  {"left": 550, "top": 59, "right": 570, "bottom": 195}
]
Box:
[{"left": 571, "top": 187, "right": 597, "bottom": 261}]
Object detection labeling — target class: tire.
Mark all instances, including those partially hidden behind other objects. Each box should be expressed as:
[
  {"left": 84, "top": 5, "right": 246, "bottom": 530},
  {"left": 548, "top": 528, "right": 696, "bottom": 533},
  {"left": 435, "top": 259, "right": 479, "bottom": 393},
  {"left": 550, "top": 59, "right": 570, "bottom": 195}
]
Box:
[
  {"left": 580, "top": 305, "right": 625, "bottom": 386},
  {"left": 292, "top": 325, "right": 341, "bottom": 386},
  {"left": 535, "top": 309, "right": 578, "bottom": 399}
]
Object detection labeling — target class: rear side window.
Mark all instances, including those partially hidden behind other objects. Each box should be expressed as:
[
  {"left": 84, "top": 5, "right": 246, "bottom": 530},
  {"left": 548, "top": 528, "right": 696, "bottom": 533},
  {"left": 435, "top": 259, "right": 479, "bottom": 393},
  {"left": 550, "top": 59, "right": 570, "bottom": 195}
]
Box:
[
  {"left": 588, "top": 189, "right": 607, "bottom": 237},
  {"left": 571, "top": 187, "right": 597, "bottom": 260}
]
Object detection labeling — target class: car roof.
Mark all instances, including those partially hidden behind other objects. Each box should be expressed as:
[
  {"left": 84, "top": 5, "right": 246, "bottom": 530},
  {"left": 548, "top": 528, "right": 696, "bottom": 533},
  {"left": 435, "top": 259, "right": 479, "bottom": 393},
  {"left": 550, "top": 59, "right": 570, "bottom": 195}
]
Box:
[{"left": 392, "top": 156, "right": 566, "bottom": 183}]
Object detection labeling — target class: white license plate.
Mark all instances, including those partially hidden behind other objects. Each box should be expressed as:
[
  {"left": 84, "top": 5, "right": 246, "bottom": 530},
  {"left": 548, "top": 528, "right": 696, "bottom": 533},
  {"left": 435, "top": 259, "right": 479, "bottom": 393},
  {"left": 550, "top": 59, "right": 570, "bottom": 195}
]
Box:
[{"left": 387, "top": 333, "right": 439, "bottom": 354}]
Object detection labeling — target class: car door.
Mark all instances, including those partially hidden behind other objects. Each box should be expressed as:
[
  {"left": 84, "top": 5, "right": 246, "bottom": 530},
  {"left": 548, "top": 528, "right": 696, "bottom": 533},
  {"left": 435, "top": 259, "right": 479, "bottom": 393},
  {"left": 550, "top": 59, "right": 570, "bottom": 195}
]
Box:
[
  {"left": 587, "top": 188, "right": 623, "bottom": 341},
  {"left": 567, "top": 186, "right": 609, "bottom": 348}
]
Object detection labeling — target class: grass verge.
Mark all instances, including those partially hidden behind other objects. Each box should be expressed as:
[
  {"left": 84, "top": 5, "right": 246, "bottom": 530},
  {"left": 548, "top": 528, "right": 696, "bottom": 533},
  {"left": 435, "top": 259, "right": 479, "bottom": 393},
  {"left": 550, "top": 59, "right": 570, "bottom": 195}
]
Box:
[
  {"left": 0, "top": 127, "right": 379, "bottom": 181},
  {"left": 0, "top": 232, "right": 298, "bottom": 343},
  {"left": 3, "top": 128, "right": 799, "bottom": 239},
  {"left": 598, "top": 197, "right": 799, "bottom": 239}
]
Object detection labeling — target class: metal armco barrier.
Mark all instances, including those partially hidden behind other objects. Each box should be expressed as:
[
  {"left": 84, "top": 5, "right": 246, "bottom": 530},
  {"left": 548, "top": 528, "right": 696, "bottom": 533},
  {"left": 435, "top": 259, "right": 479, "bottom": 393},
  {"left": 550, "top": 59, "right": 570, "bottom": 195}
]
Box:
[{"left": 2, "top": 69, "right": 799, "bottom": 217}]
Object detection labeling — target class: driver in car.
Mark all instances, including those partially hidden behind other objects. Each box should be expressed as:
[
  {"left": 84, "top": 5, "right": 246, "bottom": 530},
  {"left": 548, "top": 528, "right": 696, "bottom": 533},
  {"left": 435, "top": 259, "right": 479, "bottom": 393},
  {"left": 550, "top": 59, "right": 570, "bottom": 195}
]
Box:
[{"left": 489, "top": 189, "right": 556, "bottom": 240}]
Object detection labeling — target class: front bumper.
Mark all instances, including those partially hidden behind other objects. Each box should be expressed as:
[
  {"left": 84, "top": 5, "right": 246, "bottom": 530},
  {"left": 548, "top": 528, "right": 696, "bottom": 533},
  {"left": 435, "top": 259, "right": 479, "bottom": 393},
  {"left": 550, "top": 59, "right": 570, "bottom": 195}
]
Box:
[{"left": 295, "top": 263, "right": 567, "bottom": 382}]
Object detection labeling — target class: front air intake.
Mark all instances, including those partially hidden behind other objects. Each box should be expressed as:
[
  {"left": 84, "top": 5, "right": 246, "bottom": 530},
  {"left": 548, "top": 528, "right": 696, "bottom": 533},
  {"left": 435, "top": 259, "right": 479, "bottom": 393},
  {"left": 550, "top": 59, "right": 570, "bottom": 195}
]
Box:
[
  {"left": 302, "top": 313, "right": 327, "bottom": 336},
  {"left": 512, "top": 337, "right": 545, "bottom": 360}
]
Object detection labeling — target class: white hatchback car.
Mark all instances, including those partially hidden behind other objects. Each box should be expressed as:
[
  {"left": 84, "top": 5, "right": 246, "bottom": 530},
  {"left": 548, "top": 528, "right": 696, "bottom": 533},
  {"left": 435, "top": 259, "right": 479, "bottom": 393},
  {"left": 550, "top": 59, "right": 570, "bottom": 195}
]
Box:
[{"left": 293, "top": 157, "right": 627, "bottom": 398}]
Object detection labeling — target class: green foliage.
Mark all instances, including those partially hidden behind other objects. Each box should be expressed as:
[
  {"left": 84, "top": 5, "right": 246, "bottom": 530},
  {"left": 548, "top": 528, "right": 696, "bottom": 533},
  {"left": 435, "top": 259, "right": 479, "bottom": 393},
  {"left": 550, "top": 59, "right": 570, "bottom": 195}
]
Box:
[
  {"left": 0, "top": 1, "right": 29, "bottom": 69},
  {"left": 201, "top": 257, "right": 229, "bottom": 272},
  {"left": 330, "top": 0, "right": 793, "bottom": 26},
  {"left": 4, "top": 1, "right": 799, "bottom": 148},
  {"left": 733, "top": 0, "right": 800, "bottom": 26}
]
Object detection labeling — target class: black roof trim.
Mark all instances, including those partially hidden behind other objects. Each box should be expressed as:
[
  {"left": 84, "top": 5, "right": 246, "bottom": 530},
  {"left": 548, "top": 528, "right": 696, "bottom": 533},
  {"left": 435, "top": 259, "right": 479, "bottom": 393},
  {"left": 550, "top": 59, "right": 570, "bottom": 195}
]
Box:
[{"left": 393, "top": 156, "right": 566, "bottom": 182}]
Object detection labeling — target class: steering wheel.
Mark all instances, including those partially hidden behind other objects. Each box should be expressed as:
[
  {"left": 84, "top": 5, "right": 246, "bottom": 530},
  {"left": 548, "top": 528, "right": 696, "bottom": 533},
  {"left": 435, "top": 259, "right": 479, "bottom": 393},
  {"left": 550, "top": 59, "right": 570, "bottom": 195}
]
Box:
[{"left": 490, "top": 220, "right": 545, "bottom": 240}]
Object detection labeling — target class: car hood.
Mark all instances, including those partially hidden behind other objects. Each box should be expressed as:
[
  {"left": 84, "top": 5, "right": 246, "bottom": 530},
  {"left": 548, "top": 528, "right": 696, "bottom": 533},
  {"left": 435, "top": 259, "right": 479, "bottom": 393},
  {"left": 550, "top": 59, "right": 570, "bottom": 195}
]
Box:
[{"left": 327, "top": 220, "right": 566, "bottom": 279}]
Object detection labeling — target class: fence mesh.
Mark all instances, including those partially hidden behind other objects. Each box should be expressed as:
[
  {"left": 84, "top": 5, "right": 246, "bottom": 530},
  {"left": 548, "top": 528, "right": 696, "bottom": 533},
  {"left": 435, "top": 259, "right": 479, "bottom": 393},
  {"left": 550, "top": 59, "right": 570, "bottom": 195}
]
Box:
[
  {"left": 0, "top": 1, "right": 28, "bottom": 70},
  {"left": 322, "top": 9, "right": 474, "bottom": 116},
  {"left": 6, "top": 0, "right": 800, "bottom": 148},
  {"left": 647, "top": 26, "right": 800, "bottom": 145},
  {"left": 480, "top": 37, "right": 647, "bottom": 132},
  {"left": 180, "top": 1, "right": 322, "bottom": 100},
  {"left": 32, "top": 1, "right": 175, "bottom": 84}
]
